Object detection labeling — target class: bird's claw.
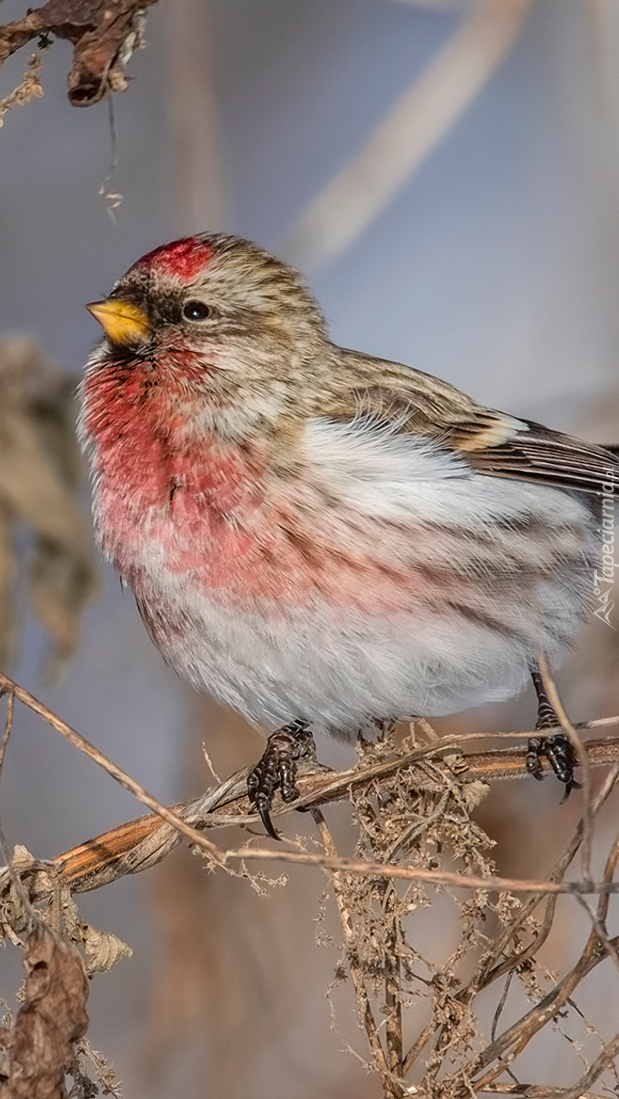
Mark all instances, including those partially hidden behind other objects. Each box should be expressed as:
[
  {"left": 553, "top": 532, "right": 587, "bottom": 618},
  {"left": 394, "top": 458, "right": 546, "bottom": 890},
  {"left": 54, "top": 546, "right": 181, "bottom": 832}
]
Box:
[
  {"left": 247, "top": 720, "right": 315, "bottom": 839},
  {"left": 526, "top": 733, "right": 580, "bottom": 800},
  {"left": 255, "top": 795, "right": 281, "bottom": 842}
]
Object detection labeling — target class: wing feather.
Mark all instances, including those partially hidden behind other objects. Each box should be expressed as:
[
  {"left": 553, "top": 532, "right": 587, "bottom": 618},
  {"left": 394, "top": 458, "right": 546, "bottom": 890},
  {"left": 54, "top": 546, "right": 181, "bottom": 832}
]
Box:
[
  {"left": 324, "top": 350, "right": 619, "bottom": 495},
  {"left": 466, "top": 420, "right": 619, "bottom": 492}
]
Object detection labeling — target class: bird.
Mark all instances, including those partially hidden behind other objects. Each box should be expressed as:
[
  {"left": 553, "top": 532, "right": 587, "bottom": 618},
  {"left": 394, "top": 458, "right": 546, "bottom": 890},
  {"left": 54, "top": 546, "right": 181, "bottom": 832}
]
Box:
[{"left": 81, "top": 232, "right": 618, "bottom": 838}]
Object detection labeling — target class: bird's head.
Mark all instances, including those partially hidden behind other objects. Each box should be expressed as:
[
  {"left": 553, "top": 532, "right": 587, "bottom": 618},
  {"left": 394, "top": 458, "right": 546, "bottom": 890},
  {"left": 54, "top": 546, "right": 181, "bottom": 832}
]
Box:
[{"left": 85, "top": 234, "right": 332, "bottom": 441}]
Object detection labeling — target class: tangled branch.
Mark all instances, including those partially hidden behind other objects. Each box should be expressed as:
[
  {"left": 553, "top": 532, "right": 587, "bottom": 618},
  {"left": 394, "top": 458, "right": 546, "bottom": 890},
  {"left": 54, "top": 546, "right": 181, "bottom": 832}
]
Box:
[{"left": 1, "top": 669, "right": 619, "bottom": 1098}]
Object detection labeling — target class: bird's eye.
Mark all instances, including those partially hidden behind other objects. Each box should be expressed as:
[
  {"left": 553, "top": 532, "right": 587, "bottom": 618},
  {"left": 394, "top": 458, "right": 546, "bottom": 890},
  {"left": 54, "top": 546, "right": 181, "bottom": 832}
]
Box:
[{"left": 182, "top": 300, "right": 211, "bottom": 321}]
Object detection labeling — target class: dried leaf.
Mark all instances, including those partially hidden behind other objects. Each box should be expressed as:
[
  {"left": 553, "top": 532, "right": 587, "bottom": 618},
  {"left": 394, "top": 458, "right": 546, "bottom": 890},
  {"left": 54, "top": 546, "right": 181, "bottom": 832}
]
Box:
[
  {"left": 58, "top": 890, "right": 132, "bottom": 975},
  {"left": 0, "top": 927, "right": 89, "bottom": 1099},
  {"left": 0, "top": 337, "right": 99, "bottom": 678},
  {"left": 79, "top": 925, "right": 132, "bottom": 975},
  {"left": 0, "top": 0, "right": 156, "bottom": 107},
  {"left": 0, "top": 504, "right": 15, "bottom": 671}
]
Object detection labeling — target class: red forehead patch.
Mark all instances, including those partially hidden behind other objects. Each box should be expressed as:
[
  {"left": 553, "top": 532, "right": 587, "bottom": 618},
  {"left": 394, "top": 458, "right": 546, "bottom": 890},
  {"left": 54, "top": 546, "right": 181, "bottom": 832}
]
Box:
[{"left": 132, "top": 237, "right": 213, "bottom": 281}]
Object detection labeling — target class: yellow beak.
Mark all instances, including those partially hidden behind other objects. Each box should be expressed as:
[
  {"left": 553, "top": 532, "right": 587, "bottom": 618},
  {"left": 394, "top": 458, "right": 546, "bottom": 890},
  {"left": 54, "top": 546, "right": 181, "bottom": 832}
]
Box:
[{"left": 86, "top": 299, "right": 152, "bottom": 345}]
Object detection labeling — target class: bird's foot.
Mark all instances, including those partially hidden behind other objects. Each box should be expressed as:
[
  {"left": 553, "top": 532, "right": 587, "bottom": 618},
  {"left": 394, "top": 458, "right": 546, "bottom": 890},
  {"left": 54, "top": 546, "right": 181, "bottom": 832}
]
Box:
[
  {"left": 247, "top": 720, "right": 315, "bottom": 840},
  {"left": 528, "top": 664, "right": 580, "bottom": 801},
  {"left": 526, "top": 733, "right": 580, "bottom": 802}
]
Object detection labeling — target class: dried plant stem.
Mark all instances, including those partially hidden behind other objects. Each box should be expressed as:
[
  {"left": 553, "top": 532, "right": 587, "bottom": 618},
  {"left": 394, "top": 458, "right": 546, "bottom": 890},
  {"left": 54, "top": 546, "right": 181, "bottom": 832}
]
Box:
[
  {"left": 474, "top": 762, "right": 619, "bottom": 992},
  {"left": 538, "top": 654, "right": 594, "bottom": 884},
  {"left": 0, "top": 687, "right": 14, "bottom": 773},
  {"left": 0, "top": 671, "right": 223, "bottom": 865},
  {"left": 5, "top": 753, "right": 619, "bottom": 903},
  {"left": 383, "top": 885, "right": 403, "bottom": 1080},
  {"left": 1, "top": 669, "right": 619, "bottom": 908},
  {"left": 554, "top": 1031, "right": 619, "bottom": 1099},
  {"left": 312, "top": 808, "right": 405, "bottom": 1099},
  {"left": 478, "top": 1089, "right": 607, "bottom": 1098},
  {"left": 1, "top": 670, "right": 619, "bottom": 1097},
  {"left": 467, "top": 931, "right": 619, "bottom": 1094},
  {"left": 573, "top": 893, "right": 619, "bottom": 977},
  {"left": 0, "top": 686, "right": 39, "bottom": 932},
  {"left": 53, "top": 740, "right": 619, "bottom": 897},
  {"left": 465, "top": 814, "right": 619, "bottom": 1095},
  {"left": 401, "top": 1019, "right": 434, "bottom": 1075}
]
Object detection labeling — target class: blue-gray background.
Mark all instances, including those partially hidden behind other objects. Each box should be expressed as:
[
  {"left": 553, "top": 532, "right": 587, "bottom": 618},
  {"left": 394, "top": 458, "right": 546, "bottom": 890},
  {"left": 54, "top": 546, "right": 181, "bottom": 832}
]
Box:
[{"left": 1, "top": 2, "right": 618, "bottom": 1095}]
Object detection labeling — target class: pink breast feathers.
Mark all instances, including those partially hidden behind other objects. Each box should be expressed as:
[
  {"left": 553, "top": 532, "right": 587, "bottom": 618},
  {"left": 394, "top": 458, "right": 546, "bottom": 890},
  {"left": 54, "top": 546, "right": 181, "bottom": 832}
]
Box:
[{"left": 84, "top": 360, "right": 421, "bottom": 615}]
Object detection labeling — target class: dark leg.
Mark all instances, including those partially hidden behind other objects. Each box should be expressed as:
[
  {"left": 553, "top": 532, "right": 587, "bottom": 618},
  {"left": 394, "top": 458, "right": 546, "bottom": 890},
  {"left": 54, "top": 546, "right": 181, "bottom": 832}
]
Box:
[
  {"left": 247, "top": 720, "right": 315, "bottom": 840},
  {"left": 526, "top": 666, "right": 579, "bottom": 800}
]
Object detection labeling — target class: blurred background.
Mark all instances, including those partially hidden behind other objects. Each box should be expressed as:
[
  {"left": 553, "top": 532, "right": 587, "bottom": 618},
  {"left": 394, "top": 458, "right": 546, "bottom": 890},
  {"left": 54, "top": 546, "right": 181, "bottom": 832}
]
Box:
[{"left": 1, "top": 0, "right": 619, "bottom": 1095}]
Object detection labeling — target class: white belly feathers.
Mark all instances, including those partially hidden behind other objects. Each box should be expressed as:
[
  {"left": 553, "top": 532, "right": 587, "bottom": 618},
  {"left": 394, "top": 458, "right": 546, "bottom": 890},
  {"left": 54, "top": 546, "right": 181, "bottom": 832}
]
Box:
[{"left": 127, "top": 419, "right": 598, "bottom": 735}]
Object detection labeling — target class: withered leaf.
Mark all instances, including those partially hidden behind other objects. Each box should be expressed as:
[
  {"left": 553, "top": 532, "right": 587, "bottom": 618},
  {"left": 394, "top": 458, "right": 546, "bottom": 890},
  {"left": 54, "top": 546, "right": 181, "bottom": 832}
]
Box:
[
  {"left": 0, "top": 927, "right": 89, "bottom": 1099},
  {"left": 0, "top": 337, "right": 99, "bottom": 679},
  {"left": 0, "top": 0, "right": 157, "bottom": 107}
]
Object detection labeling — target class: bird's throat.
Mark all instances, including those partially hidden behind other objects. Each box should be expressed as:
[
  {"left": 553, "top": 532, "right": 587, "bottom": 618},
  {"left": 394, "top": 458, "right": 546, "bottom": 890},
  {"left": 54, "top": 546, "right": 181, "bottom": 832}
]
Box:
[{"left": 82, "top": 357, "right": 270, "bottom": 573}]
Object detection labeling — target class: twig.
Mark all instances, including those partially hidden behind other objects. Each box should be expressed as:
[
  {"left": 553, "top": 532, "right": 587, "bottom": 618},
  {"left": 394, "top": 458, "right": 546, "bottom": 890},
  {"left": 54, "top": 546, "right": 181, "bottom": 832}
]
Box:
[
  {"left": 573, "top": 893, "right": 619, "bottom": 978},
  {"left": 490, "top": 971, "right": 514, "bottom": 1044},
  {"left": 0, "top": 686, "right": 14, "bottom": 774},
  {"left": 466, "top": 928, "right": 619, "bottom": 1093},
  {"left": 0, "top": 670, "right": 223, "bottom": 865},
  {"left": 538, "top": 655, "right": 594, "bottom": 885},
  {"left": 1, "top": 668, "right": 619, "bottom": 908},
  {"left": 553, "top": 1031, "right": 619, "bottom": 1099},
  {"left": 311, "top": 808, "right": 403, "bottom": 1098},
  {"left": 478, "top": 1088, "right": 607, "bottom": 1098},
  {"left": 7, "top": 814, "right": 619, "bottom": 934},
  {"left": 0, "top": 688, "right": 39, "bottom": 931},
  {"left": 595, "top": 811, "right": 619, "bottom": 927},
  {"left": 401, "top": 1019, "right": 434, "bottom": 1075},
  {"left": 383, "top": 884, "right": 404, "bottom": 1083},
  {"left": 474, "top": 762, "right": 619, "bottom": 993},
  {"left": 1, "top": 671, "right": 619, "bottom": 1096}
]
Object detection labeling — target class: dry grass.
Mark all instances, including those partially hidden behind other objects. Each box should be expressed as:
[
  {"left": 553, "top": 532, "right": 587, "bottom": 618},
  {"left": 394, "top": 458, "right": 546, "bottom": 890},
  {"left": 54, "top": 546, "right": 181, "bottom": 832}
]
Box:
[{"left": 0, "top": 673, "right": 618, "bottom": 1096}]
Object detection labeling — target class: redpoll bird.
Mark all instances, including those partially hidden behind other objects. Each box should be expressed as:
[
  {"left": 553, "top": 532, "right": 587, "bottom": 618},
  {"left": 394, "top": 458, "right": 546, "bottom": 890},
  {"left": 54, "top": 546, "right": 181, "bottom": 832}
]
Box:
[{"left": 81, "top": 234, "right": 617, "bottom": 837}]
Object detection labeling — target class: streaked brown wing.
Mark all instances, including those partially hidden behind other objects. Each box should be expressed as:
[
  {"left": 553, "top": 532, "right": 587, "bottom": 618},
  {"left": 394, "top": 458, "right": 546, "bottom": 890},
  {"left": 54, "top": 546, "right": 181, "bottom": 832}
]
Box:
[
  {"left": 464, "top": 418, "right": 619, "bottom": 493},
  {"left": 325, "top": 352, "right": 619, "bottom": 495}
]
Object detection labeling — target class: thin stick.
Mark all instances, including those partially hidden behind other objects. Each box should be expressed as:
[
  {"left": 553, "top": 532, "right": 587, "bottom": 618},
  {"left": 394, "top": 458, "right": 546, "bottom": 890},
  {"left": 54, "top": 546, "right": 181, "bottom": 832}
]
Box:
[
  {"left": 0, "top": 691, "right": 39, "bottom": 930},
  {"left": 478, "top": 1088, "right": 607, "bottom": 1098},
  {"left": 2, "top": 671, "right": 619, "bottom": 1095},
  {"left": 0, "top": 671, "right": 224, "bottom": 866},
  {"left": 475, "top": 763, "right": 619, "bottom": 993},
  {"left": 311, "top": 808, "right": 402, "bottom": 1098},
  {"left": 3, "top": 671, "right": 619, "bottom": 902},
  {"left": 467, "top": 929, "right": 619, "bottom": 1092},
  {"left": 538, "top": 655, "right": 594, "bottom": 885},
  {"left": 573, "top": 893, "right": 619, "bottom": 978},
  {"left": 3, "top": 748, "right": 619, "bottom": 905},
  {"left": 0, "top": 687, "right": 13, "bottom": 774},
  {"left": 552, "top": 1030, "right": 619, "bottom": 1099},
  {"left": 49, "top": 842, "right": 619, "bottom": 897}
]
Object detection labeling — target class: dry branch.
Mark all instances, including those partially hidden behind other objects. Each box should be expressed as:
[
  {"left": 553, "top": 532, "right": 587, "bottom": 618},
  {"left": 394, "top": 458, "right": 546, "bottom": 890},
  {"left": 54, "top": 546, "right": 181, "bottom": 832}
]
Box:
[
  {"left": 1, "top": 671, "right": 619, "bottom": 1098},
  {"left": 17, "top": 729, "right": 619, "bottom": 898},
  {"left": 2, "top": 670, "right": 619, "bottom": 906}
]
